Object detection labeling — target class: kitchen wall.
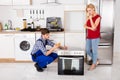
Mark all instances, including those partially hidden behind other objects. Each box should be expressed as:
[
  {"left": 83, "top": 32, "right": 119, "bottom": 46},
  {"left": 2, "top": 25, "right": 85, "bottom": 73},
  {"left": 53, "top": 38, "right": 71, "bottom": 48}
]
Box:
[
  {"left": 0, "top": 5, "right": 64, "bottom": 29},
  {"left": 0, "top": 0, "right": 85, "bottom": 29},
  {"left": 114, "top": 0, "right": 120, "bottom": 55},
  {"left": 15, "top": 5, "right": 64, "bottom": 28},
  {"left": 0, "top": 6, "right": 14, "bottom": 27}
]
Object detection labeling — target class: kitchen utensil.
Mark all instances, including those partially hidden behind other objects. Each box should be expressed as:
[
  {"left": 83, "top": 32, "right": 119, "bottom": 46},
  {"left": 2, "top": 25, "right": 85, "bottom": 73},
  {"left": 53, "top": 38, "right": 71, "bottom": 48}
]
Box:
[
  {"left": 41, "top": 10, "right": 44, "bottom": 20},
  {"left": 23, "top": 19, "right": 27, "bottom": 29},
  {"left": 30, "top": 10, "right": 32, "bottom": 19},
  {"left": 39, "top": 10, "right": 41, "bottom": 19},
  {"left": 36, "top": 10, "right": 39, "bottom": 21}
]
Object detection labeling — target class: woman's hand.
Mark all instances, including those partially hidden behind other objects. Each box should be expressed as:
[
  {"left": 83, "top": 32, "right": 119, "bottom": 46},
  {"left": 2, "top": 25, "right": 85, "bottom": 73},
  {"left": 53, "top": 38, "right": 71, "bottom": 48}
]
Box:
[
  {"left": 86, "top": 13, "right": 90, "bottom": 17},
  {"left": 89, "top": 15, "right": 92, "bottom": 19},
  {"left": 87, "top": 12, "right": 92, "bottom": 19}
]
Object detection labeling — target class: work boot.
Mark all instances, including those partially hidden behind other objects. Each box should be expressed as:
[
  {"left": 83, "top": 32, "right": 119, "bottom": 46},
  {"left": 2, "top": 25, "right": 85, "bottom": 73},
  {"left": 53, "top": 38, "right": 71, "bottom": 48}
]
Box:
[
  {"left": 34, "top": 63, "right": 43, "bottom": 72},
  {"left": 43, "top": 66, "right": 47, "bottom": 68}
]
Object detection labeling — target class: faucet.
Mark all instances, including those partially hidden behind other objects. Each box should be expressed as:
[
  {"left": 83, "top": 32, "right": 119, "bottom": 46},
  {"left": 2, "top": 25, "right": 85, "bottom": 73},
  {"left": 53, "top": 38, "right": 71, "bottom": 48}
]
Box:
[{"left": 8, "top": 20, "right": 12, "bottom": 30}]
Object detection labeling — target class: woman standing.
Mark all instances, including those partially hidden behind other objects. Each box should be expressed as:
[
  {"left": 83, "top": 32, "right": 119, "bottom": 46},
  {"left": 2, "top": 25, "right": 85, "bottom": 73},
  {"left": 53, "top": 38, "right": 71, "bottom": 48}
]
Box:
[{"left": 84, "top": 4, "right": 101, "bottom": 70}]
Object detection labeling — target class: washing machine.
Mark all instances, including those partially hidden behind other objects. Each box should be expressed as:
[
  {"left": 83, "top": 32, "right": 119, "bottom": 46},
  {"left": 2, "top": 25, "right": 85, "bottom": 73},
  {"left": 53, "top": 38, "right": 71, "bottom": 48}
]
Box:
[{"left": 14, "top": 33, "right": 35, "bottom": 61}]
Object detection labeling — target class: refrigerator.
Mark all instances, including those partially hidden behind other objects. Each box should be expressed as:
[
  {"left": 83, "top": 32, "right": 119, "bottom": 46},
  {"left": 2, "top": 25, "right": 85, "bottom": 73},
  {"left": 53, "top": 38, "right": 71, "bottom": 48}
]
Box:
[{"left": 87, "top": 0, "right": 115, "bottom": 64}]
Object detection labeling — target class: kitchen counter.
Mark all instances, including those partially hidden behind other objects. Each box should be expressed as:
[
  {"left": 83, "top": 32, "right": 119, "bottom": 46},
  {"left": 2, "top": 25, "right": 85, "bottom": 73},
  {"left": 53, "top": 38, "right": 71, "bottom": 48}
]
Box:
[
  {"left": 0, "top": 30, "right": 65, "bottom": 34},
  {"left": 0, "top": 30, "right": 37, "bottom": 34}
]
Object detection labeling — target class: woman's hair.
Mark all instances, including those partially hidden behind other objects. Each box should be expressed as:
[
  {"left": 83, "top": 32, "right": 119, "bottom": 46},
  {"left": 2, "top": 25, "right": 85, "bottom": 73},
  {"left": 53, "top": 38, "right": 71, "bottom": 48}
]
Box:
[
  {"left": 86, "top": 4, "right": 96, "bottom": 12},
  {"left": 40, "top": 28, "right": 50, "bottom": 35}
]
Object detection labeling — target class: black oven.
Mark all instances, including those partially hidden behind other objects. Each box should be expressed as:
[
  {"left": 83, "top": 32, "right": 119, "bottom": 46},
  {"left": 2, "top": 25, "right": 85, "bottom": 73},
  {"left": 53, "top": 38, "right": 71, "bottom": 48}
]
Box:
[{"left": 58, "top": 55, "right": 84, "bottom": 75}]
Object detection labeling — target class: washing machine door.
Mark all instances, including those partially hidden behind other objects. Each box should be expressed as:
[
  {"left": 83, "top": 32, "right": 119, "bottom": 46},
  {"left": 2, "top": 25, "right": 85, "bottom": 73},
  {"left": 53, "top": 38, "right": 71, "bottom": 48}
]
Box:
[{"left": 20, "top": 40, "right": 30, "bottom": 51}]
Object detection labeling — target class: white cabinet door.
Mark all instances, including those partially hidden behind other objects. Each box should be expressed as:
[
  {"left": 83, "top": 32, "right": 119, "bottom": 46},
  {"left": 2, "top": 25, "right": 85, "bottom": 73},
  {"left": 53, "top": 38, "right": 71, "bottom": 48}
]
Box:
[
  {"left": 36, "top": 33, "right": 64, "bottom": 51},
  {"left": 12, "top": 0, "right": 32, "bottom": 5},
  {"left": 65, "top": 33, "right": 86, "bottom": 50},
  {"left": 0, "top": 34, "right": 14, "bottom": 58},
  {"left": 58, "top": 0, "right": 85, "bottom": 4},
  {"left": 50, "top": 33, "right": 64, "bottom": 46},
  {"left": 35, "top": 33, "right": 41, "bottom": 40},
  {"left": 64, "top": 11, "right": 86, "bottom": 32},
  {"left": 0, "top": 0, "right": 12, "bottom": 5},
  {"left": 36, "top": 33, "right": 64, "bottom": 46}
]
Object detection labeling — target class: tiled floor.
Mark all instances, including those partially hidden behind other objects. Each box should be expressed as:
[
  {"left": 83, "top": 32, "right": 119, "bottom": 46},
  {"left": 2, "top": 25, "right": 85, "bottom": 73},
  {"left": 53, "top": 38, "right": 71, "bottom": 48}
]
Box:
[{"left": 0, "top": 56, "right": 120, "bottom": 80}]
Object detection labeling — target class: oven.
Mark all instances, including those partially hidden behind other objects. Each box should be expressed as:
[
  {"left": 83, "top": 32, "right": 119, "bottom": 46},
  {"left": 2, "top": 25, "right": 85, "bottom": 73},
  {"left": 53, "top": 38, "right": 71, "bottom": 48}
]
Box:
[{"left": 57, "top": 50, "right": 85, "bottom": 75}]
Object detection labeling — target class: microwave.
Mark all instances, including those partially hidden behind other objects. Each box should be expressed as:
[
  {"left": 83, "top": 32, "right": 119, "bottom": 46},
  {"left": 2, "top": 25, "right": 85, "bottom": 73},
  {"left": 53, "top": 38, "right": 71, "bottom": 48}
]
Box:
[
  {"left": 58, "top": 56, "right": 84, "bottom": 75},
  {"left": 46, "top": 17, "right": 63, "bottom": 32}
]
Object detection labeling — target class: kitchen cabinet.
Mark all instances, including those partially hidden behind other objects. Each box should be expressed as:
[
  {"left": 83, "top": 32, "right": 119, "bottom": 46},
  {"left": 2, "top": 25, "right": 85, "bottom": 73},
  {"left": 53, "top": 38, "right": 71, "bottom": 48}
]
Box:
[
  {"left": 64, "top": 10, "right": 86, "bottom": 50},
  {"left": 65, "top": 33, "right": 86, "bottom": 50},
  {"left": 0, "top": 0, "right": 12, "bottom": 5},
  {"left": 60, "top": 0, "right": 86, "bottom": 11},
  {"left": 64, "top": 5, "right": 86, "bottom": 11},
  {"left": 64, "top": 11, "right": 86, "bottom": 32},
  {"left": 36, "top": 33, "right": 64, "bottom": 46},
  {"left": 50, "top": 33, "right": 64, "bottom": 46},
  {"left": 35, "top": 32, "right": 64, "bottom": 51},
  {"left": 0, "top": 0, "right": 32, "bottom": 6},
  {"left": 12, "top": 0, "right": 32, "bottom": 5},
  {"left": 58, "top": 0, "right": 86, "bottom": 4},
  {"left": 0, "top": 34, "right": 15, "bottom": 58}
]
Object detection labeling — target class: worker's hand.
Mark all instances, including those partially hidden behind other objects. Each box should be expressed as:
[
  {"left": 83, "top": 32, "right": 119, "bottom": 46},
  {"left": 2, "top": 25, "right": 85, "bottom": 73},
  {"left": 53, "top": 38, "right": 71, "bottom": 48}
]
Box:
[
  {"left": 63, "top": 46, "right": 68, "bottom": 50},
  {"left": 56, "top": 43, "right": 61, "bottom": 47},
  {"left": 53, "top": 43, "right": 60, "bottom": 49}
]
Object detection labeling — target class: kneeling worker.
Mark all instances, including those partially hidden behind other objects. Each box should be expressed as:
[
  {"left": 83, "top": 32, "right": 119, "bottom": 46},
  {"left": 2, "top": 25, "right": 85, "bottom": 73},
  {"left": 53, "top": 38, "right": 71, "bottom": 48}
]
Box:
[{"left": 31, "top": 28, "right": 67, "bottom": 72}]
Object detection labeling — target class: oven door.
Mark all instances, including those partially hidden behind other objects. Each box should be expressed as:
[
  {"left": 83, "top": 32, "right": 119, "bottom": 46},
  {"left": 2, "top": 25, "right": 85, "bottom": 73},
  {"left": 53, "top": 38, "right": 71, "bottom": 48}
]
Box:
[{"left": 58, "top": 56, "right": 84, "bottom": 75}]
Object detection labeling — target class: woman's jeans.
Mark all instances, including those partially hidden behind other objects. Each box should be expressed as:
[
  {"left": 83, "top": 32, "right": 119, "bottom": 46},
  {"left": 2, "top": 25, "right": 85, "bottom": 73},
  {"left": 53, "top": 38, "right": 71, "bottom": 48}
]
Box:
[{"left": 86, "top": 38, "right": 100, "bottom": 64}]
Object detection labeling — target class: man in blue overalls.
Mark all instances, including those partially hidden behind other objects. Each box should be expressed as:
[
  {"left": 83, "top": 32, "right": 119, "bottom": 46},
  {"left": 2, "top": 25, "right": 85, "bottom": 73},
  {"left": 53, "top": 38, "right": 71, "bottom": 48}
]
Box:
[{"left": 31, "top": 28, "right": 67, "bottom": 72}]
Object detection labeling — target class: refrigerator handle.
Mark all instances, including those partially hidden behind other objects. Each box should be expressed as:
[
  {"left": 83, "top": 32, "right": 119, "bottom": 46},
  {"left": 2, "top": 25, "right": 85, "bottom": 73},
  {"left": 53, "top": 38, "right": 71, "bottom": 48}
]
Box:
[{"left": 100, "top": 0, "right": 102, "bottom": 15}]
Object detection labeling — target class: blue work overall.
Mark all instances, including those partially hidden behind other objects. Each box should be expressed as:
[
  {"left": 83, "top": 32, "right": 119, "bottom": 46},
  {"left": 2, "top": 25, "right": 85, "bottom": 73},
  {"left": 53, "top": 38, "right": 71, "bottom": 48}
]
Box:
[{"left": 31, "top": 39, "right": 58, "bottom": 68}]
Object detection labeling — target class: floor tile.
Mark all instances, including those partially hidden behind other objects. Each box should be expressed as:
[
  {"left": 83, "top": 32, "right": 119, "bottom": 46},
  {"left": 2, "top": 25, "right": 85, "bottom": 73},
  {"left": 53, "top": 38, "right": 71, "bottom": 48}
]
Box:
[{"left": 0, "top": 59, "right": 119, "bottom": 80}]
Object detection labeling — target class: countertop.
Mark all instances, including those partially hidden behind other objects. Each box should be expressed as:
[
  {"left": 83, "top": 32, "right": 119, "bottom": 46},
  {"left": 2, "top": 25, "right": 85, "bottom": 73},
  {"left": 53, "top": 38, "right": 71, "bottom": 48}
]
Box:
[
  {"left": 0, "top": 30, "right": 66, "bottom": 34},
  {"left": 0, "top": 30, "right": 85, "bottom": 34}
]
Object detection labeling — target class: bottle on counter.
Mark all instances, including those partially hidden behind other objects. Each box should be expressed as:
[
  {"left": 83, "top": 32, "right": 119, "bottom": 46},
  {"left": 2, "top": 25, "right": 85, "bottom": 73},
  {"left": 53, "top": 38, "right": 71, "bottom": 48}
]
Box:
[
  {"left": 31, "top": 22, "right": 34, "bottom": 29},
  {"left": 0, "top": 22, "right": 3, "bottom": 31},
  {"left": 27, "top": 23, "right": 31, "bottom": 28},
  {"left": 4, "top": 23, "right": 8, "bottom": 30},
  {"left": 23, "top": 19, "right": 27, "bottom": 29}
]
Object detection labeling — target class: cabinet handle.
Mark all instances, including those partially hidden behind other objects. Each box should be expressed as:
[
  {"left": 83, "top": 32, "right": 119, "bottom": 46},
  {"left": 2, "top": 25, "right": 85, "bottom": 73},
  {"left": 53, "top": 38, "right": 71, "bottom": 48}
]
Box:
[
  {"left": 98, "top": 46, "right": 111, "bottom": 48},
  {"left": 59, "top": 57, "right": 83, "bottom": 60}
]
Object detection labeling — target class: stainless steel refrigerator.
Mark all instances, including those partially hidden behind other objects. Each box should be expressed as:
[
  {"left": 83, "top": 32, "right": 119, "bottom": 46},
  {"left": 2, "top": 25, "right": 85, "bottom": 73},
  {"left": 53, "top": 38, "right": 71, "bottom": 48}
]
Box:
[{"left": 87, "top": 0, "right": 115, "bottom": 64}]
